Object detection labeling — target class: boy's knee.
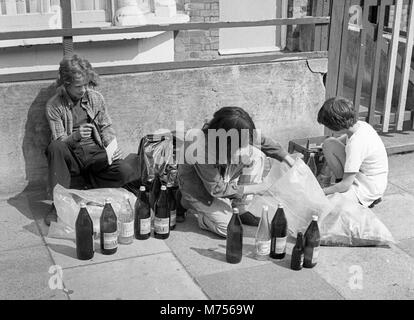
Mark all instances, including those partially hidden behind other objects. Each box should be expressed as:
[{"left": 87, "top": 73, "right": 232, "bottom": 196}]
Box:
[
  {"left": 46, "top": 140, "right": 68, "bottom": 155},
  {"left": 117, "top": 161, "right": 134, "bottom": 185},
  {"left": 322, "top": 137, "right": 339, "bottom": 154}
]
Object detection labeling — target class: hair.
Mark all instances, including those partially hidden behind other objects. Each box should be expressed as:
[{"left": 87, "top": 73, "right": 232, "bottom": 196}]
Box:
[
  {"left": 204, "top": 106, "right": 256, "bottom": 164},
  {"left": 317, "top": 97, "right": 357, "bottom": 131},
  {"left": 56, "top": 54, "right": 99, "bottom": 88}
]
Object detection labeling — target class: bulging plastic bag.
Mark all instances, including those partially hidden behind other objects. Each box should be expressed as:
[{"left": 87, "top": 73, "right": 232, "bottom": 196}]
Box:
[
  {"left": 248, "top": 158, "right": 395, "bottom": 247},
  {"left": 247, "top": 158, "right": 334, "bottom": 236},
  {"left": 320, "top": 193, "right": 395, "bottom": 246},
  {"left": 137, "top": 133, "right": 178, "bottom": 187},
  {"left": 47, "top": 184, "right": 137, "bottom": 240}
]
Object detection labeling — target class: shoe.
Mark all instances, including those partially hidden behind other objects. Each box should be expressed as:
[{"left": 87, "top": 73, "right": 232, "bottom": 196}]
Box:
[
  {"left": 239, "top": 212, "right": 260, "bottom": 226},
  {"left": 44, "top": 204, "right": 57, "bottom": 227},
  {"left": 369, "top": 198, "right": 382, "bottom": 209}
]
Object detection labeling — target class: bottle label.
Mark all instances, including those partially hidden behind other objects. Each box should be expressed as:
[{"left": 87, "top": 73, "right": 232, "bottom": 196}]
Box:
[
  {"left": 119, "top": 221, "right": 134, "bottom": 238},
  {"left": 256, "top": 240, "right": 271, "bottom": 256},
  {"left": 312, "top": 246, "right": 320, "bottom": 264},
  {"left": 140, "top": 218, "right": 151, "bottom": 235},
  {"left": 275, "top": 237, "right": 287, "bottom": 254},
  {"left": 170, "top": 210, "right": 177, "bottom": 227},
  {"left": 103, "top": 232, "right": 118, "bottom": 250},
  {"left": 154, "top": 217, "right": 169, "bottom": 234}
]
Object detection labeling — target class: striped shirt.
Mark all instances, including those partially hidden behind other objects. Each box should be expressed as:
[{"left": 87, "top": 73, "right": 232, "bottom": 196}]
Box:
[{"left": 46, "top": 86, "right": 116, "bottom": 149}]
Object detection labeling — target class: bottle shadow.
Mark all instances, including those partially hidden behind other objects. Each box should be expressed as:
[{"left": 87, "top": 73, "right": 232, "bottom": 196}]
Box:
[{"left": 48, "top": 242, "right": 77, "bottom": 259}]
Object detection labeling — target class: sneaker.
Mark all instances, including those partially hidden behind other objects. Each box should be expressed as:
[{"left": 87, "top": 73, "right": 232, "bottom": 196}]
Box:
[
  {"left": 44, "top": 204, "right": 57, "bottom": 227},
  {"left": 239, "top": 212, "right": 260, "bottom": 226},
  {"left": 369, "top": 198, "right": 382, "bottom": 209}
]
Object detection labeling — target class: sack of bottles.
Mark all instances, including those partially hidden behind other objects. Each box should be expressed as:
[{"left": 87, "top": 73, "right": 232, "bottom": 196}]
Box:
[
  {"left": 247, "top": 158, "right": 395, "bottom": 247},
  {"left": 137, "top": 132, "right": 179, "bottom": 189}
]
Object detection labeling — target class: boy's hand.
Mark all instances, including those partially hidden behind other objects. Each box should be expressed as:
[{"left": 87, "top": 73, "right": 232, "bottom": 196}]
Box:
[
  {"left": 112, "top": 147, "right": 124, "bottom": 162},
  {"left": 79, "top": 124, "right": 94, "bottom": 139}
]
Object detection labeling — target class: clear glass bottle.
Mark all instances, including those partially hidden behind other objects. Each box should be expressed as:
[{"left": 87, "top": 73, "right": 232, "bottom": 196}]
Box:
[
  {"left": 307, "top": 153, "right": 318, "bottom": 177},
  {"left": 118, "top": 195, "right": 134, "bottom": 245},
  {"left": 255, "top": 206, "right": 271, "bottom": 260}
]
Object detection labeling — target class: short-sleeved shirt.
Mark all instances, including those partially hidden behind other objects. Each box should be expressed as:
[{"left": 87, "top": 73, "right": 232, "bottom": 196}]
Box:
[{"left": 344, "top": 121, "right": 388, "bottom": 206}]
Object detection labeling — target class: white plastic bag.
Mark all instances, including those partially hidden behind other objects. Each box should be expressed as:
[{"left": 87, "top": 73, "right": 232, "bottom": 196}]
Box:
[
  {"left": 47, "top": 184, "right": 137, "bottom": 239},
  {"left": 247, "top": 158, "right": 395, "bottom": 247},
  {"left": 319, "top": 193, "right": 395, "bottom": 246},
  {"left": 247, "top": 158, "right": 333, "bottom": 236}
]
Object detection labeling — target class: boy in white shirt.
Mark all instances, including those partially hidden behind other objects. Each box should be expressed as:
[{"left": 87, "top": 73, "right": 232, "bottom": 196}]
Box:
[{"left": 317, "top": 97, "right": 388, "bottom": 208}]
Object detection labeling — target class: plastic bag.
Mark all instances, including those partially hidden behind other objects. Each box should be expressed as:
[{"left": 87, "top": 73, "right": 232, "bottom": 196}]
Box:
[
  {"left": 137, "top": 133, "right": 178, "bottom": 187},
  {"left": 47, "top": 184, "right": 136, "bottom": 239},
  {"left": 248, "top": 159, "right": 395, "bottom": 247},
  {"left": 247, "top": 158, "right": 334, "bottom": 236},
  {"left": 319, "top": 193, "right": 395, "bottom": 246}
]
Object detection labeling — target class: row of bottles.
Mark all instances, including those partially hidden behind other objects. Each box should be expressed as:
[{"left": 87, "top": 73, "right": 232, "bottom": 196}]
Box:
[
  {"left": 226, "top": 205, "right": 321, "bottom": 271},
  {"left": 75, "top": 183, "right": 186, "bottom": 260}
]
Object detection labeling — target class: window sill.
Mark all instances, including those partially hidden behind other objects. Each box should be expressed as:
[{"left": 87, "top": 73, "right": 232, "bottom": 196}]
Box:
[{"left": 0, "top": 12, "right": 189, "bottom": 48}]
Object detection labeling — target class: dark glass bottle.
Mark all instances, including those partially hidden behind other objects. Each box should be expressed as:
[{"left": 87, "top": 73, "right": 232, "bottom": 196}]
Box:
[
  {"left": 175, "top": 189, "right": 186, "bottom": 223},
  {"left": 303, "top": 215, "right": 321, "bottom": 268},
  {"left": 134, "top": 186, "right": 151, "bottom": 240},
  {"left": 291, "top": 232, "right": 304, "bottom": 271},
  {"left": 154, "top": 185, "right": 170, "bottom": 240},
  {"left": 75, "top": 202, "right": 94, "bottom": 260},
  {"left": 226, "top": 208, "right": 243, "bottom": 264},
  {"left": 100, "top": 199, "right": 118, "bottom": 255},
  {"left": 167, "top": 184, "right": 177, "bottom": 230},
  {"left": 270, "top": 203, "right": 288, "bottom": 260}
]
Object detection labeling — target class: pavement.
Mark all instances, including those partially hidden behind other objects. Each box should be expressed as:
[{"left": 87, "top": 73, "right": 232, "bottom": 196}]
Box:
[{"left": 1, "top": 152, "right": 414, "bottom": 300}]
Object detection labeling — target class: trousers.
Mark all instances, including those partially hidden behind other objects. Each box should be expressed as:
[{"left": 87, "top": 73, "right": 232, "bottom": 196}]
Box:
[{"left": 46, "top": 140, "right": 134, "bottom": 197}]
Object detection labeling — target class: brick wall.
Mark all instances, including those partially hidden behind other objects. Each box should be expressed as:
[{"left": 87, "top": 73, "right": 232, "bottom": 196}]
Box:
[
  {"left": 175, "top": 0, "right": 220, "bottom": 60},
  {"left": 174, "top": 0, "right": 310, "bottom": 61}
]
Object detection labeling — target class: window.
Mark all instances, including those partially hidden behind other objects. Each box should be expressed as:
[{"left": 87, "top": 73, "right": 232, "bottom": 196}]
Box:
[
  {"left": 219, "top": 0, "right": 288, "bottom": 55},
  {"left": 0, "top": 0, "right": 155, "bottom": 31}
]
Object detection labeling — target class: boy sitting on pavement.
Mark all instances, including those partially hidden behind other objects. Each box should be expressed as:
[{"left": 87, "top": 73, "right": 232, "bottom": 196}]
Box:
[{"left": 317, "top": 97, "right": 388, "bottom": 208}]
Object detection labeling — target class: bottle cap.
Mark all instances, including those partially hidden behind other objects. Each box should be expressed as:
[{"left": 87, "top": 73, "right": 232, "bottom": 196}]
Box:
[
  {"left": 232, "top": 208, "right": 239, "bottom": 214},
  {"left": 297, "top": 232, "right": 303, "bottom": 237},
  {"left": 80, "top": 202, "right": 86, "bottom": 208},
  {"left": 105, "top": 198, "right": 111, "bottom": 204},
  {"left": 140, "top": 186, "right": 146, "bottom": 191},
  {"left": 278, "top": 203, "right": 284, "bottom": 208},
  {"left": 262, "top": 205, "right": 269, "bottom": 212},
  {"left": 312, "top": 215, "right": 319, "bottom": 221},
  {"left": 161, "top": 185, "right": 167, "bottom": 191}
]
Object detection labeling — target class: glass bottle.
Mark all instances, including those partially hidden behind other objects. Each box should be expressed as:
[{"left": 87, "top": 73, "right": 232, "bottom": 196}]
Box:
[
  {"left": 167, "top": 183, "right": 177, "bottom": 230},
  {"left": 154, "top": 185, "right": 170, "bottom": 240},
  {"left": 291, "top": 232, "right": 304, "bottom": 271},
  {"left": 255, "top": 205, "right": 271, "bottom": 260},
  {"left": 118, "top": 195, "right": 134, "bottom": 245},
  {"left": 307, "top": 153, "right": 318, "bottom": 177},
  {"left": 226, "top": 208, "right": 243, "bottom": 264},
  {"left": 134, "top": 186, "right": 151, "bottom": 240},
  {"left": 270, "top": 203, "right": 288, "bottom": 260},
  {"left": 303, "top": 215, "right": 321, "bottom": 268},
  {"left": 100, "top": 199, "right": 118, "bottom": 255},
  {"left": 75, "top": 202, "right": 94, "bottom": 260}
]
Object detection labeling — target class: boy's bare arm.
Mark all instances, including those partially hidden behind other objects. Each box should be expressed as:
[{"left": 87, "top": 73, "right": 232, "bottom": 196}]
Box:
[{"left": 323, "top": 172, "right": 357, "bottom": 195}]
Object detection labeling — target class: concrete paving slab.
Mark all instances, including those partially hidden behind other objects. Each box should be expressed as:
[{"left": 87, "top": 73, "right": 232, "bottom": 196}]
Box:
[
  {"left": 389, "top": 175, "right": 414, "bottom": 195},
  {"left": 314, "top": 245, "right": 414, "bottom": 300},
  {"left": 0, "top": 202, "right": 44, "bottom": 253},
  {"left": 0, "top": 246, "right": 68, "bottom": 300},
  {"left": 384, "top": 182, "right": 407, "bottom": 196},
  {"left": 372, "top": 193, "right": 414, "bottom": 241},
  {"left": 44, "top": 235, "right": 171, "bottom": 270},
  {"left": 387, "top": 153, "right": 414, "bottom": 178},
  {"left": 62, "top": 252, "right": 208, "bottom": 300},
  {"left": 196, "top": 263, "right": 343, "bottom": 300},
  {"left": 396, "top": 238, "right": 414, "bottom": 259},
  {"left": 165, "top": 213, "right": 297, "bottom": 278}
]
